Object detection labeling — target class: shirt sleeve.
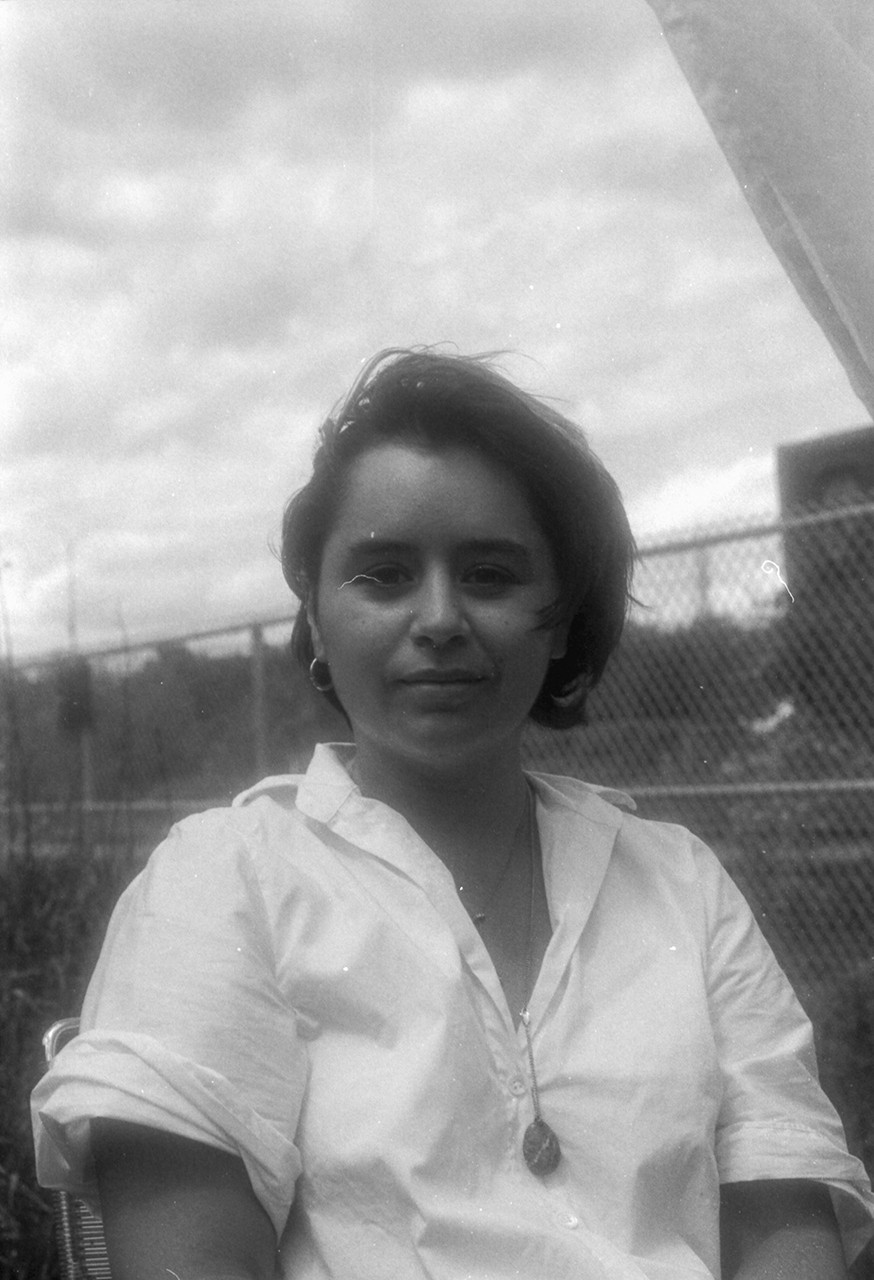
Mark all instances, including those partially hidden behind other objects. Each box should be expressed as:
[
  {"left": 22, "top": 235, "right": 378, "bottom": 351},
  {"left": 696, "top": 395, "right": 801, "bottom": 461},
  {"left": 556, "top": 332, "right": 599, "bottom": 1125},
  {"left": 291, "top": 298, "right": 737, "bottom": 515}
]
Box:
[
  {"left": 697, "top": 839, "right": 874, "bottom": 1262},
  {"left": 31, "top": 809, "right": 307, "bottom": 1238}
]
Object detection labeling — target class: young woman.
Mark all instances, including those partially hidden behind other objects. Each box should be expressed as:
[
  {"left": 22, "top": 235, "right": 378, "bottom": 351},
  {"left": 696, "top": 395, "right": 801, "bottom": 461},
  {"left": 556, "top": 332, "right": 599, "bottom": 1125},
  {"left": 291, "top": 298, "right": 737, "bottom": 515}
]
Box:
[{"left": 33, "top": 350, "right": 873, "bottom": 1279}]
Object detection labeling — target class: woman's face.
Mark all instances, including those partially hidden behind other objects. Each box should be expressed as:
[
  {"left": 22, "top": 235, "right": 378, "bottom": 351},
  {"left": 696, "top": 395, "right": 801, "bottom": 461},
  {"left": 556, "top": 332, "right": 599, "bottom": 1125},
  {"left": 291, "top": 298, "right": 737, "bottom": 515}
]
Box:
[{"left": 309, "top": 442, "right": 567, "bottom": 779}]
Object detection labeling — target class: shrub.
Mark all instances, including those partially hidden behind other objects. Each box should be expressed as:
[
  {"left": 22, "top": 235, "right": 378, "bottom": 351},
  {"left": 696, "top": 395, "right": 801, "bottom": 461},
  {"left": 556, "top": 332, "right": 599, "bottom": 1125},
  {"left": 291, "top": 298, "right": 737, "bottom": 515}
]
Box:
[{"left": 0, "top": 843, "right": 137, "bottom": 1279}]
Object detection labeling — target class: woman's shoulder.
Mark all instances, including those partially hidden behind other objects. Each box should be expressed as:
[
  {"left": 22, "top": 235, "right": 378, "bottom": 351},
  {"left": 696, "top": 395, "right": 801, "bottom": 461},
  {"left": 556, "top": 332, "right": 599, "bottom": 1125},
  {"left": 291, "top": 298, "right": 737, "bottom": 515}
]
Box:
[
  {"left": 130, "top": 773, "right": 321, "bottom": 904},
  {"left": 163, "top": 774, "right": 307, "bottom": 848}
]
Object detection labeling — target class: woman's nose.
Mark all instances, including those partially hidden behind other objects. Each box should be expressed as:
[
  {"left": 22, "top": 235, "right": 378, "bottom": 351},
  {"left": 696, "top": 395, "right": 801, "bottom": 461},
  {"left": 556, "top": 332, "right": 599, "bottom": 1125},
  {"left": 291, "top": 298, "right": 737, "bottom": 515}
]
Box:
[{"left": 409, "top": 573, "right": 468, "bottom": 647}]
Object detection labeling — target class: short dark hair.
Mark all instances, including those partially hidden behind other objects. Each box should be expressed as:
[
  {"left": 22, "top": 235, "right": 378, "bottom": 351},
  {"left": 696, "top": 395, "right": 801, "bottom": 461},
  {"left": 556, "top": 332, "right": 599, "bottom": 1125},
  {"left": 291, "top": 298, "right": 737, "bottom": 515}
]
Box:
[{"left": 281, "top": 348, "right": 636, "bottom": 727}]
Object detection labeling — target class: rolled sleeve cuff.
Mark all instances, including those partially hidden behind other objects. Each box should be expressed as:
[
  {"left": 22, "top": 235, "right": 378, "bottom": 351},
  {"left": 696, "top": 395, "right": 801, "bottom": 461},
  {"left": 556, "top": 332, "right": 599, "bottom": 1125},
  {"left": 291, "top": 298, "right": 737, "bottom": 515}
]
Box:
[
  {"left": 31, "top": 1031, "right": 302, "bottom": 1239},
  {"left": 717, "top": 1119, "right": 874, "bottom": 1263}
]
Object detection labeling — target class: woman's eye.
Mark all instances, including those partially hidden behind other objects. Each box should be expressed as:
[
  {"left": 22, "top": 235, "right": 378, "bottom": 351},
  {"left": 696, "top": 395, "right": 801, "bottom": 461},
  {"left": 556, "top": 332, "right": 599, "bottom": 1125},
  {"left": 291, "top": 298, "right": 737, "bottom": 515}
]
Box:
[
  {"left": 465, "top": 564, "right": 517, "bottom": 588},
  {"left": 355, "top": 564, "right": 409, "bottom": 587}
]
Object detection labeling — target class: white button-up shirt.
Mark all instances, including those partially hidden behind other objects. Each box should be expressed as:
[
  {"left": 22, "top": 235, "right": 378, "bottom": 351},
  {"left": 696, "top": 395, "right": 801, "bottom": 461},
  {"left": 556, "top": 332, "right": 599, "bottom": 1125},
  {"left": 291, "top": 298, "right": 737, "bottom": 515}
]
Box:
[{"left": 32, "top": 744, "right": 874, "bottom": 1278}]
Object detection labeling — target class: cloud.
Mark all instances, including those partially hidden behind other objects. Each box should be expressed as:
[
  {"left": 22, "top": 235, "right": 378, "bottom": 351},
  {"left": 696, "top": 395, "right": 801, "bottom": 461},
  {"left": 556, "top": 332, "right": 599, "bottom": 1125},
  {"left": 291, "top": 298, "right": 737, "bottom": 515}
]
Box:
[
  {"left": 628, "top": 450, "right": 778, "bottom": 540},
  {"left": 2, "top": 428, "right": 306, "bottom": 659},
  {"left": 3, "top": 0, "right": 866, "bottom": 660},
  {"left": 9, "top": 1, "right": 656, "bottom": 149}
]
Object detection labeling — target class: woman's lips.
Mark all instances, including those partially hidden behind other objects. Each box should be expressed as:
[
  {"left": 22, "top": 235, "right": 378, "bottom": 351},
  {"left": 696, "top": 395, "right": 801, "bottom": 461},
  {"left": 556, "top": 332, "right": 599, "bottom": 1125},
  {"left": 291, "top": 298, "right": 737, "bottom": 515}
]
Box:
[{"left": 399, "top": 669, "right": 487, "bottom": 684}]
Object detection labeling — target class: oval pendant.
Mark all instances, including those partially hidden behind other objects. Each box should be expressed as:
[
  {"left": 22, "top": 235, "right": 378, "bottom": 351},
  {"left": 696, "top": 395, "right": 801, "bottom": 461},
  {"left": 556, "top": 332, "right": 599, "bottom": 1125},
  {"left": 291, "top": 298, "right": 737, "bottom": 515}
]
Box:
[{"left": 522, "top": 1117, "right": 562, "bottom": 1176}]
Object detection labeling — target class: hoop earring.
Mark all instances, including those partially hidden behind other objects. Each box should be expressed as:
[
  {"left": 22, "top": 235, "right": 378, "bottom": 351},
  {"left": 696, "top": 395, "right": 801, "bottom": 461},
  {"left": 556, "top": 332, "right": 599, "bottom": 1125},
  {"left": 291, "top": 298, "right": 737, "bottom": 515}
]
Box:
[{"left": 309, "top": 658, "right": 334, "bottom": 693}]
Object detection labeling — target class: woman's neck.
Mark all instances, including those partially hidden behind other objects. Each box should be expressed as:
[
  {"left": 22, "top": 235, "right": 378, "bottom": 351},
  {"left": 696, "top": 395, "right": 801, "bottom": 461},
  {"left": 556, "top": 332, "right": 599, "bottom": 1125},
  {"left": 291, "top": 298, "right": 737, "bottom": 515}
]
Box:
[{"left": 350, "top": 742, "right": 530, "bottom": 878}]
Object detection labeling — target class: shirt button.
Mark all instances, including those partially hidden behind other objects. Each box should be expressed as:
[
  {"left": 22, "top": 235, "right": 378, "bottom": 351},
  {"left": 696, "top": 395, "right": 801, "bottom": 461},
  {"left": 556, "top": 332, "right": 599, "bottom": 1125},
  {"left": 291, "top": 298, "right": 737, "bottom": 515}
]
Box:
[
  {"left": 509, "top": 1076, "right": 527, "bottom": 1096},
  {"left": 554, "top": 1210, "right": 580, "bottom": 1230}
]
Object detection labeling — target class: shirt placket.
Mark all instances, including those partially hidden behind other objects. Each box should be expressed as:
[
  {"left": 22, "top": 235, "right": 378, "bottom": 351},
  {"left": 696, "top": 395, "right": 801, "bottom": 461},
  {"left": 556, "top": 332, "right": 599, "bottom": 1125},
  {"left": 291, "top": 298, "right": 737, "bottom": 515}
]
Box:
[{"left": 317, "top": 775, "right": 623, "bottom": 1175}]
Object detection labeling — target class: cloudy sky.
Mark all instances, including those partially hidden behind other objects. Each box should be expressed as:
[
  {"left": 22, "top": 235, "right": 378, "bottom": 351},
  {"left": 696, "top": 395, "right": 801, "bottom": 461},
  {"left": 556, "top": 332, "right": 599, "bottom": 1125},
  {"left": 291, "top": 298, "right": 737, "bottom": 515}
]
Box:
[{"left": 3, "top": 1, "right": 867, "bottom": 660}]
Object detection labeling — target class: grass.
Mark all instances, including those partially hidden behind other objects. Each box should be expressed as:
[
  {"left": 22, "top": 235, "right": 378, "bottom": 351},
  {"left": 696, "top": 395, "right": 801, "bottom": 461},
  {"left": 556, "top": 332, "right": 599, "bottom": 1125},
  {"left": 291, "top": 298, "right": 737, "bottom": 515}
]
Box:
[{"left": 1, "top": 840, "right": 138, "bottom": 1280}]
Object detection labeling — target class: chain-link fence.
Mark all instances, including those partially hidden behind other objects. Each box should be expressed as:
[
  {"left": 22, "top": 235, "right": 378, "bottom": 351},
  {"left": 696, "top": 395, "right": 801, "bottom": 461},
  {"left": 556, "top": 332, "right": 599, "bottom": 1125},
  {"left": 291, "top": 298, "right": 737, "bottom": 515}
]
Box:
[
  {"left": 4, "top": 502, "right": 874, "bottom": 1201},
  {"left": 524, "top": 501, "right": 874, "bottom": 1186},
  {"left": 526, "top": 506, "right": 874, "bottom": 962}
]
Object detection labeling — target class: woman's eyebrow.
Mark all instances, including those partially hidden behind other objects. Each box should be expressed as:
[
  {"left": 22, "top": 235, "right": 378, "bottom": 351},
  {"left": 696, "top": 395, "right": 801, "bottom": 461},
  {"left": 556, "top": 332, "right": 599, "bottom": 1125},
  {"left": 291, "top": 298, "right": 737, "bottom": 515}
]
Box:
[
  {"left": 345, "top": 538, "right": 411, "bottom": 558},
  {"left": 461, "top": 539, "right": 533, "bottom": 560}
]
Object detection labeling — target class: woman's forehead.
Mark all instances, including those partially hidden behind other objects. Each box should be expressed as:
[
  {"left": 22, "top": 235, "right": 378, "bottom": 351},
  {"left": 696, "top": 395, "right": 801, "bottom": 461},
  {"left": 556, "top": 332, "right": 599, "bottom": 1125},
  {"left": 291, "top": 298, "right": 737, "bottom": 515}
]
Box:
[{"left": 330, "top": 441, "right": 548, "bottom": 542}]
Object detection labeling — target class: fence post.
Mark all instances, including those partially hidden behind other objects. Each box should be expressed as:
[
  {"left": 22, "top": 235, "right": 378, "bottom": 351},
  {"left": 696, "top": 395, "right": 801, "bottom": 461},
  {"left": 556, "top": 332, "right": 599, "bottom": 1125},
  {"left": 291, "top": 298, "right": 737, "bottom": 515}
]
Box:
[
  {"left": 80, "top": 722, "right": 94, "bottom": 853},
  {"left": 695, "top": 545, "right": 711, "bottom": 617},
  {"left": 251, "top": 624, "right": 268, "bottom": 780}
]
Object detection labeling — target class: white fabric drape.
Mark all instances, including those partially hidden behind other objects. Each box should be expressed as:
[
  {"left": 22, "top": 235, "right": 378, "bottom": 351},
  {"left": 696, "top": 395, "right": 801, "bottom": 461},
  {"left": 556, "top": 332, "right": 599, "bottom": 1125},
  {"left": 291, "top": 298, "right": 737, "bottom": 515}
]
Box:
[{"left": 644, "top": 0, "right": 874, "bottom": 416}]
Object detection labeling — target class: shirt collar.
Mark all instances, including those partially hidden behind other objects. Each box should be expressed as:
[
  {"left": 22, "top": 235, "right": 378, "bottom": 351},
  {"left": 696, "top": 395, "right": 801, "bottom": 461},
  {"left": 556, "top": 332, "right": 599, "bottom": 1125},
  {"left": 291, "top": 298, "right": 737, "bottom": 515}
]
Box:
[
  {"left": 294, "top": 745, "right": 633, "bottom": 927},
  {"left": 292, "top": 741, "right": 635, "bottom": 816},
  {"left": 239, "top": 743, "right": 632, "bottom": 1033},
  {"left": 232, "top": 742, "right": 359, "bottom": 823},
  {"left": 238, "top": 741, "right": 633, "bottom": 868},
  {"left": 293, "top": 741, "right": 361, "bottom": 824}
]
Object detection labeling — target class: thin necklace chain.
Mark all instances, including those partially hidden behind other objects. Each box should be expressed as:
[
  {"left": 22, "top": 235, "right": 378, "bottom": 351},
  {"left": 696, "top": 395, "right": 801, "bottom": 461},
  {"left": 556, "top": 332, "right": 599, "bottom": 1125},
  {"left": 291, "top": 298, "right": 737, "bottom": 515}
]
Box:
[
  {"left": 520, "top": 780, "right": 538, "bottom": 1044},
  {"left": 519, "top": 787, "right": 563, "bottom": 1175},
  {"left": 457, "top": 787, "right": 530, "bottom": 926},
  {"left": 349, "top": 763, "right": 524, "bottom": 928}
]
